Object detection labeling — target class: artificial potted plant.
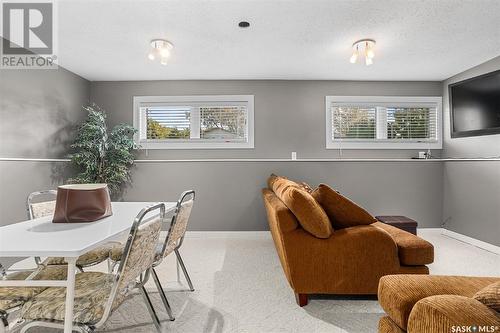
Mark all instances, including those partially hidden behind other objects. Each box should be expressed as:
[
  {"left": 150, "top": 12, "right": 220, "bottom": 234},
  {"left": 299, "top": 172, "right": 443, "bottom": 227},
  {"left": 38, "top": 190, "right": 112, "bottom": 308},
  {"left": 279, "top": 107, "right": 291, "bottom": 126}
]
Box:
[{"left": 68, "top": 103, "right": 137, "bottom": 197}]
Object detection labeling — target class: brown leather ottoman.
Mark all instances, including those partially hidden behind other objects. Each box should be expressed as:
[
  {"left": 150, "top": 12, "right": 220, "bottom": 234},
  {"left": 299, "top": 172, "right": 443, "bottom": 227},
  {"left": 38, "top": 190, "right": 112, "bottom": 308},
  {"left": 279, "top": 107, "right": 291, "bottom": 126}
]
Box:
[{"left": 375, "top": 216, "right": 418, "bottom": 235}]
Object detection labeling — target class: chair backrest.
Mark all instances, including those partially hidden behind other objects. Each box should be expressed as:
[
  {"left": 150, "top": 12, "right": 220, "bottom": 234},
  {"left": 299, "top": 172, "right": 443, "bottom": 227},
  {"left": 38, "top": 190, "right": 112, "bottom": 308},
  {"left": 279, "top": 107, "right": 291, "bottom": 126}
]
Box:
[
  {"left": 97, "top": 203, "right": 164, "bottom": 324},
  {"left": 159, "top": 190, "right": 195, "bottom": 259},
  {"left": 116, "top": 204, "right": 164, "bottom": 291},
  {"left": 27, "top": 190, "right": 57, "bottom": 219}
]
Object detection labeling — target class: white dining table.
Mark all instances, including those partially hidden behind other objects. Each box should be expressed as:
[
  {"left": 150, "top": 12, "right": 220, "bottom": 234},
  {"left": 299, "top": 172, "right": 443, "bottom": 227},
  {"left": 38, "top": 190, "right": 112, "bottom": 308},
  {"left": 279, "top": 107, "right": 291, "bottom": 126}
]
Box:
[{"left": 0, "top": 201, "right": 177, "bottom": 333}]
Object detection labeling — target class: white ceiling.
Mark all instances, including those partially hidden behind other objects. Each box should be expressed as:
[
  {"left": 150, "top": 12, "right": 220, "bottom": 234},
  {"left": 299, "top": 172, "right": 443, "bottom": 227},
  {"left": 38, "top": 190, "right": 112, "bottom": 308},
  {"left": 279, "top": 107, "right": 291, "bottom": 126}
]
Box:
[{"left": 57, "top": 0, "right": 500, "bottom": 81}]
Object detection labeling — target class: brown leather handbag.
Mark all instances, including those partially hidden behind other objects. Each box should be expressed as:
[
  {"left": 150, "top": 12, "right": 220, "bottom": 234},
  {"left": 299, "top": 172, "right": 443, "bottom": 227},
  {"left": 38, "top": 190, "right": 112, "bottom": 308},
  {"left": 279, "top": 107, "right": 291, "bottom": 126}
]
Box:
[{"left": 52, "top": 184, "right": 113, "bottom": 223}]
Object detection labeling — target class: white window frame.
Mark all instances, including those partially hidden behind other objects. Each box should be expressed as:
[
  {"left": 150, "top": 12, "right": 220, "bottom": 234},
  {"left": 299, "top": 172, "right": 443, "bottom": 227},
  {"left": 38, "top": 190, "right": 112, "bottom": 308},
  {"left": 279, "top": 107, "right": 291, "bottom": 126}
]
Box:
[
  {"left": 325, "top": 96, "right": 442, "bottom": 150},
  {"left": 133, "top": 95, "right": 254, "bottom": 149}
]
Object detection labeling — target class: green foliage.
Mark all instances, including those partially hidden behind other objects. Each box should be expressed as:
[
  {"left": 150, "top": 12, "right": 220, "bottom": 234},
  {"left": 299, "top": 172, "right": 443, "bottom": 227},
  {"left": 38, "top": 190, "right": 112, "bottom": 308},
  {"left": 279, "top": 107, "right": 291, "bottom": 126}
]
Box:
[
  {"left": 345, "top": 119, "right": 376, "bottom": 138},
  {"left": 68, "top": 104, "right": 137, "bottom": 195},
  {"left": 147, "top": 118, "right": 190, "bottom": 139},
  {"left": 388, "top": 108, "right": 430, "bottom": 139},
  {"left": 200, "top": 107, "right": 243, "bottom": 135}
]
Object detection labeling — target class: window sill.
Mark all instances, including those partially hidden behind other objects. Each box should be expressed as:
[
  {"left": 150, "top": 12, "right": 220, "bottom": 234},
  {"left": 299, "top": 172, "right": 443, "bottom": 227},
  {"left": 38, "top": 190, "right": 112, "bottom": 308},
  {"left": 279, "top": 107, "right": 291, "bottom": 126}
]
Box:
[
  {"left": 326, "top": 141, "right": 442, "bottom": 150},
  {"left": 137, "top": 141, "right": 255, "bottom": 150}
]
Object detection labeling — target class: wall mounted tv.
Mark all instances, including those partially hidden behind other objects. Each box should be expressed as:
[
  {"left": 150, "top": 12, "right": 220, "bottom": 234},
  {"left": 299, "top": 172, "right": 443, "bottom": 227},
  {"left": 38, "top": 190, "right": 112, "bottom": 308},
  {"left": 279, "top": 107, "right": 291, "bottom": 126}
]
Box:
[{"left": 449, "top": 69, "right": 500, "bottom": 138}]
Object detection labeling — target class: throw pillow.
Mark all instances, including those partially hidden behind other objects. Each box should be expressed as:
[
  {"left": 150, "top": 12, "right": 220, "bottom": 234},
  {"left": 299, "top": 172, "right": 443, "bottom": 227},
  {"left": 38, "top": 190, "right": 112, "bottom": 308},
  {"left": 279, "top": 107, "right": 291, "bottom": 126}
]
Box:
[
  {"left": 280, "top": 186, "right": 333, "bottom": 238},
  {"left": 312, "top": 183, "right": 376, "bottom": 229},
  {"left": 267, "top": 174, "right": 301, "bottom": 197},
  {"left": 473, "top": 281, "right": 500, "bottom": 312}
]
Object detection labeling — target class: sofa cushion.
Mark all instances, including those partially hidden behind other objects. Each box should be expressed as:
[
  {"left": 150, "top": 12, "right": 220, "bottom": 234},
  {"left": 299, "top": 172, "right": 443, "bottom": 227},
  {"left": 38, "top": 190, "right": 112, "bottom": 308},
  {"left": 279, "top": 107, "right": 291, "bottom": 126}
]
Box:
[
  {"left": 473, "top": 281, "right": 500, "bottom": 312},
  {"left": 373, "top": 222, "right": 434, "bottom": 265},
  {"left": 378, "top": 316, "right": 405, "bottom": 333},
  {"left": 408, "top": 295, "right": 500, "bottom": 333},
  {"left": 311, "top": 184, "right": 376, "bottom": 229},
  {"left": 298, "top": 182, "right": 313, "bottom": 193},
  {"left": 268, "top": 174, "right": 300, "bottom": 197},
  {"left": 378, "top": 275, "right": 500, "bottom": 330},
  {"left": 279, "top": 186, "right": 333, "bottom": 238}
]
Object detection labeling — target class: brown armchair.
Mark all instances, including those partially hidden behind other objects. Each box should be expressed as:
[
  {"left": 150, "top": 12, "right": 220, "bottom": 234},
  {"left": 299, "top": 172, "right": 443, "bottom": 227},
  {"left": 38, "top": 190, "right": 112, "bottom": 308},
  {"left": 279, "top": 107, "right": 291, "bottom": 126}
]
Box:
[{"left": 262, "top": 188, "right": 433, "bottom": 306}]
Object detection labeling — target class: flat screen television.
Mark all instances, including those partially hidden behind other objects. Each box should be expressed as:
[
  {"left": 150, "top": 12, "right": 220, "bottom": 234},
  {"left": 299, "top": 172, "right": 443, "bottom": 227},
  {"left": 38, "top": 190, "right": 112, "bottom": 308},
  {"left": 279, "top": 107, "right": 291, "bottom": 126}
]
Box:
[{"left": 449, "top": 69, "right": 500, "bottom": 138}]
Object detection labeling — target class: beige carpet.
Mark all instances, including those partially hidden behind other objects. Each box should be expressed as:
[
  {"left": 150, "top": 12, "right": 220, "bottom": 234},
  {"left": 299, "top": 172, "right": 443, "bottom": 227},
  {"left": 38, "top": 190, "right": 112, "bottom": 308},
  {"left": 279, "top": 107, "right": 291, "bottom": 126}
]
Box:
[{"left": 9, "top": 230, "right": 500, "bottom": 333}]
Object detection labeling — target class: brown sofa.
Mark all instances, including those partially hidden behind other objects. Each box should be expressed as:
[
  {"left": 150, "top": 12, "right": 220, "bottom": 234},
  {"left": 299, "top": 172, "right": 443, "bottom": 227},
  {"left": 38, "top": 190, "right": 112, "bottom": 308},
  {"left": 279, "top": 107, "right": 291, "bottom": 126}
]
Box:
[
  {"left": 378, "top": 275, "right": 500, "bottom": 333},
  {"left": 262, "top": 186, "right": 434, "bottom": 306}
]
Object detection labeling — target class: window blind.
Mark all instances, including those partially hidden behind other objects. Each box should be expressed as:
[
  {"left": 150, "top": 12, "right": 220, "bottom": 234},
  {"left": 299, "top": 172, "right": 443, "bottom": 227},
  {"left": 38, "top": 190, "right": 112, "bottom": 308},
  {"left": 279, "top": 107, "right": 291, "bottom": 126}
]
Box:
[
  {"left": 146, "top": 106, "right": 191, "bottom": 139},
  {"left": 200, "top": 106, "right": 247, "bottom": 141},
  {"left": 386, "top": 107, "right": 437, "bottom": 140},
  {"left": 332, "top": 106, "right": 376, "bottom": 139},
  {"left": 331, "top": 104, "right": 438, "bottom": 142},
  {"left": 135, "top": 95, "right": 254, "bottom": 149}
]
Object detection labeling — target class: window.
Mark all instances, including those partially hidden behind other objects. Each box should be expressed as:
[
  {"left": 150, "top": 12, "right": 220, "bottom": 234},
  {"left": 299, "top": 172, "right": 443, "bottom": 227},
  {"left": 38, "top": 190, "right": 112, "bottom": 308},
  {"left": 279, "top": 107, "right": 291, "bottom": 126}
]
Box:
[
  {"left": 134, "top": 95, "right": 254, "bottom": 149},
  {"left": 326, "top": 96, "right": 442, "bottom": 149}
]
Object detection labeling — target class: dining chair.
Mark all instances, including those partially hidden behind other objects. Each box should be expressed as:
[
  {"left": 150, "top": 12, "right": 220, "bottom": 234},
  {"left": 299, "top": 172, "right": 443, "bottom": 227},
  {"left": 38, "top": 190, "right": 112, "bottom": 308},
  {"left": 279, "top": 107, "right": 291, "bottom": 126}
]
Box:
[
  {"left": 109, "top": 190, "right": 196, "bottom": 321},
  {"left": 0, "top": 265, "right": 67, "bottom": 333},
  {"left": 18, "top": 203, "right": 167, "bottom": 333},
  {"left": 153, "top": 189, "right": 195, "bottom": 298},
  {"left": 27, "top": 190, "right": 116, "bottom": 271}
]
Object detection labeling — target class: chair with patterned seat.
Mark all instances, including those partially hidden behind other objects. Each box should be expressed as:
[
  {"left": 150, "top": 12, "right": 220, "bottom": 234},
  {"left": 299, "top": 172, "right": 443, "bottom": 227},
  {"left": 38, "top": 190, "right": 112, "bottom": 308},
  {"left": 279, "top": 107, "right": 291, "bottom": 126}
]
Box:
[
  {"left": 0, "top": 265, "right": 67, "bottom": 333},
  {"left": 27, "top": 190, "right": 117, "bottom": 271},
  {"left": 109, "top": 190, "right": 196, "bottom": 321},
  {"left": 18, "top": 203, "right": 167, "bottom": 333}
]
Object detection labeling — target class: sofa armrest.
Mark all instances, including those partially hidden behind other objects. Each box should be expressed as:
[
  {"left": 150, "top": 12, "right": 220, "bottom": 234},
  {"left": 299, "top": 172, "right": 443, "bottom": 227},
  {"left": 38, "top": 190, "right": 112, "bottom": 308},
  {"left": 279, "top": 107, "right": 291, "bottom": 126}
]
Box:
[
  {"left": 408, "top": 295, "right": 500, "bottom": 332},
  {"left": 281, "top": 225, "right": 401, "bottom": 294},
  {"left": 372, "top": 222, "right": 434, "bottom": 265}
]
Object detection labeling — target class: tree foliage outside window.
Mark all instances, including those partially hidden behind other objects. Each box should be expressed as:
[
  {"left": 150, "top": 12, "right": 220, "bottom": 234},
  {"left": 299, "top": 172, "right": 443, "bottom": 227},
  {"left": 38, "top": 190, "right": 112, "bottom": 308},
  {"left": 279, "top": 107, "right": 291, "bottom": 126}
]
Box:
[
  {"left": 387, "top": 107, "right": 430, "bottom": 139},
  {"left": 147, "top": 118, "right": 190, "bottom": 139},
  {"left": 333, "top": 106, "right": 376, "bottom": 139},
  {"left": 333, "top": 106, "right": 431, "bottom": 140},
  {"left": 200, "top": 106, "right": 246, "bottom": 139},
  {"left": 68, "top": 104, "right": 137, "bottom": 196},
  {"left": 145, "top": 106, "right": 246, "bottom": 140}
]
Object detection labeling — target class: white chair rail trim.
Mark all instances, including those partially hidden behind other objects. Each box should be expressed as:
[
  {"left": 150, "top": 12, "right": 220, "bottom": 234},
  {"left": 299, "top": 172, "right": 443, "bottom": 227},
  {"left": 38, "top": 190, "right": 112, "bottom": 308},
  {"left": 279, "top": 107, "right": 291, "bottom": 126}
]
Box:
[{"left": 1, "top": 157, "right": 499, "bottom": 163}]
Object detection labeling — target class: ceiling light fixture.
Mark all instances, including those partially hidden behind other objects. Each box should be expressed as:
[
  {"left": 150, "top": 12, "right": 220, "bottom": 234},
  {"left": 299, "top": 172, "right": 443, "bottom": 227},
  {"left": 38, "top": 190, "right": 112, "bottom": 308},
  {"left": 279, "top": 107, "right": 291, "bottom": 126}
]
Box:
[
  {"left": 148, "top": 39, "right": 174, "bottom": 65},
  {"left": 349, "top": 39, "right": 376, "bottom": 66}
]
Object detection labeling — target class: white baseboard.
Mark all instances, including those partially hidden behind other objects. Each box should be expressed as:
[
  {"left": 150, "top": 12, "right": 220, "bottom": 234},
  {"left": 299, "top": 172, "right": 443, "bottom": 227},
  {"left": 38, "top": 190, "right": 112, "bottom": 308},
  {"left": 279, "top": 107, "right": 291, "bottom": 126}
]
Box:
[
  {"left": 185, "top": 231, "right": 272, "bottom": 239},
  {"left": 417, "top": 227, "right": 443, "bottom": 232},
  {"left": 184, "top": 229, "right": 500, "bottom": 254},
  {"left": 441, "top": 229, "right": 500, "bottom": 255}
]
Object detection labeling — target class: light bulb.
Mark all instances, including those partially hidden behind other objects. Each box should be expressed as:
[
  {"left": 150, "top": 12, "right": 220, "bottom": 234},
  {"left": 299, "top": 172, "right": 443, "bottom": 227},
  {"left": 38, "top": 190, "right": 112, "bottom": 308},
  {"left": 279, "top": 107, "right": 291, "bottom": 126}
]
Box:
[
  {"left": 349, "top": 46, "right": 359, "bottom": 64},
  {"left": 365, "top": 56, "right": 373, "bottom": 66},
  {"left": 160, "top": 56, "right": 168, "bottom": 65},
  {"left": 147, "top": 52, "right": 155, "bottom": 61},
  {"left": 159, "top": 48, "right": 170, "bottom": 58},
  {"left": 366, "top": 47, "right": 375, "bottom": 59}
]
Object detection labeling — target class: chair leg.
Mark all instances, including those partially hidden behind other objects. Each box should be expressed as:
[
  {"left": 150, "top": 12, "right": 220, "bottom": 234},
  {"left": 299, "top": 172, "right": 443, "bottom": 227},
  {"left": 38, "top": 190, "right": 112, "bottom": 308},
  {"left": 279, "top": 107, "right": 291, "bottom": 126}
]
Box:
[
  {"left": 151, "top": 268, "right": 175, "bottom": 321},
  {"left": 174, "top": 249, "right": 194, "bottom": 291},
  {"left": 0, "top": 312, "right": 7, "bottom": 333},
  {"left": 107, "top": 258, "right": 113, "bottom": 273},
  {"left": 139, "top": 285, "right": 162, "bottom": 332}
]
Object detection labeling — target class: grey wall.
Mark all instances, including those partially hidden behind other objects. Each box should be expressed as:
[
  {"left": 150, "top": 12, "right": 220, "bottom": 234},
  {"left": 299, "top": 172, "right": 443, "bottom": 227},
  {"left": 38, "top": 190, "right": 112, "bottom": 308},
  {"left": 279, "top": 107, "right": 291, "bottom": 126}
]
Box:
[
  {"left": 0, "top": 73, "right": 448, "bottom": 241},
  {"left": 91, "top": 80, "right": 443, "bottom": 159},
  {"left": 89, "top": 80, "right": 444, "bottom": 231},
  {"left": 442, "top": 56, "right": 500, "bottom": 246},
  {"left": 0, "top": 60, "right": 90, "bottom": 267},
  {"left": 0, "top": 65, "right": 90, "bottom": 225}
]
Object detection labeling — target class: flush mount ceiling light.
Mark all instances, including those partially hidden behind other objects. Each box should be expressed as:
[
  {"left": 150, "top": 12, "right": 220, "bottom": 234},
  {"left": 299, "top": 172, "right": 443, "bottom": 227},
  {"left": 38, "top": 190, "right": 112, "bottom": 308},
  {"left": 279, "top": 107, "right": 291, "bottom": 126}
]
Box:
[
  {"left": 147, "top": 39, "right": 174, "bottom": 65},
  {"left": 349, "top": 39, "right": 376, "bottom": 66}
]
